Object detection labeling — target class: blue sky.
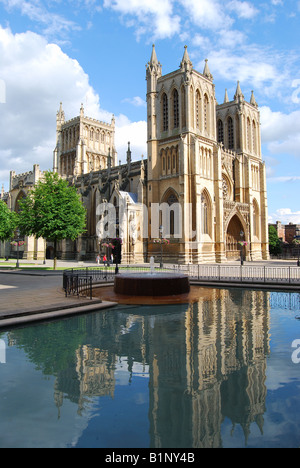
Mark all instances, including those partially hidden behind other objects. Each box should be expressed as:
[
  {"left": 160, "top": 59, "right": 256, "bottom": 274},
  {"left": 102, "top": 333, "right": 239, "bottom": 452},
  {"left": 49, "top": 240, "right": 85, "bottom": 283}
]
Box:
[{"left": 0, "top": 0, "right": 300, "bottom": 224}]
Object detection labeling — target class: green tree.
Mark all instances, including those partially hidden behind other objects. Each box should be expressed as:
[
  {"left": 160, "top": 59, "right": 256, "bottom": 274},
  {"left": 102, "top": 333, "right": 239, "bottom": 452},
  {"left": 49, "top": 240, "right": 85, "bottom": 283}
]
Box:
[
  {"left": 0, "top": 199, "right": 18, "bottom": 242},
  {"left": 18, "top": 171, "right": 86, "bottom": 269},
  {"left": 268, "top": 225, "right": 282, "bottom": 256}
]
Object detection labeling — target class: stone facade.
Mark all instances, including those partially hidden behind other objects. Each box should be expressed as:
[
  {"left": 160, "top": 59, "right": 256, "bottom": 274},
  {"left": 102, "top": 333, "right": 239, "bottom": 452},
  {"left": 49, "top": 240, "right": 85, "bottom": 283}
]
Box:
[
  {"left": 1, "top": 46, "right": 269, "bottom": 264},
  {"left": 0, "top": 164, "right": 46, "bottom": 260},
  {"left": 53, "top": 103, "right": 117, "bottom": 177},
  {"left": 146, "top": 46, "right": 269, "bottom": 263}
]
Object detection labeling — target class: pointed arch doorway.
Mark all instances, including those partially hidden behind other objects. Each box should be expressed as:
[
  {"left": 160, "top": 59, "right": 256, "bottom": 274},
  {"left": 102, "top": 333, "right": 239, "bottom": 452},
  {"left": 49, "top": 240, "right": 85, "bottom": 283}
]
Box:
[{"left": 226, "top": 215, "right": 246, "bottom": 261}]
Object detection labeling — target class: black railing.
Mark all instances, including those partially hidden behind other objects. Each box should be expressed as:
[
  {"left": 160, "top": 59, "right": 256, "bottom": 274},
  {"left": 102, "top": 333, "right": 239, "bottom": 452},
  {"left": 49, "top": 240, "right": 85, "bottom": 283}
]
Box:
[
  {"left": 63, "top": 274, "right": 93, "bottom": 300},
  {"left": 172, "top": 264, "right": 300, "bottom": 285},
  {"left": 63, "top": 264, "right": 300, "bottom": 300},
  {"left": 63, "top": 267, "right": 116, "bottom": 299}
]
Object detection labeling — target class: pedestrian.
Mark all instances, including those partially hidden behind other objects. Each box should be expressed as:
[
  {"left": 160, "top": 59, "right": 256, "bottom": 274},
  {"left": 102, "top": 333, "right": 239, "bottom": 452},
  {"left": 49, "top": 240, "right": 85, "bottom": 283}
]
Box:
[
  {"left": 103, "top": 254, "right": 107, "bottom": 266},
  {"left": 96, "top": 254, "right": 100, "bottom": 265}
]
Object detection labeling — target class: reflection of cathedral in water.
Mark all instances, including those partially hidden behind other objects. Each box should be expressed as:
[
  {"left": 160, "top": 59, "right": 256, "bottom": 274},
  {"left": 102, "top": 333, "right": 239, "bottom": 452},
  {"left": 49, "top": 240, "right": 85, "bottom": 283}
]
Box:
[
  {"left": 148, "top": 289, "right": 270, "bottom": 448},
  {"left": 51, "top": 289, "right": 270, "bottom": 448}
]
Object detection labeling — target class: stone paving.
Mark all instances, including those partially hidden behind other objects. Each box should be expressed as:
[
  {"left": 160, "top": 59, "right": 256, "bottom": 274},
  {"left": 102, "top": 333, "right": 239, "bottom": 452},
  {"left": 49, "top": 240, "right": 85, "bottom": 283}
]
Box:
[
  {"left": 0, "top": 261, "right": 117, "bottom": 327},
  {"left": 0, "top": 273, "right": 81, "bottom": 315}
]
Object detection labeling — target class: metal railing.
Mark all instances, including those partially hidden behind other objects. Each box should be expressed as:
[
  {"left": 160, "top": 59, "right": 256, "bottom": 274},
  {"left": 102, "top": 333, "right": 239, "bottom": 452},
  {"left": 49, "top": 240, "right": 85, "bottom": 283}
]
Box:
[
  {"left": 170, "top": 264, "right": 300, "bottom": 285},
  {"left": 63, "top": 267, "right": 116, "bottom": 299},
  {"left": 63, "top": 264, "right": 300, "bottom": 299},
  {"left": 63, "top": 266, "right": 150, "bottom": 299},
  {"left": 63, "top": 274, "right": 93, "bottom": 300}
]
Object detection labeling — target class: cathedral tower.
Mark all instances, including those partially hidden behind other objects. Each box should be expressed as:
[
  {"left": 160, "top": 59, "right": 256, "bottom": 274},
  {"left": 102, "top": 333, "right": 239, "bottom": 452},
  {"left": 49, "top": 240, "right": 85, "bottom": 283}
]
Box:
[
  {"left": 53, "top": 103, "right": 117, "bottom": 177},
  {"left": 146, "top": 46, "right": 269, "bottom": 263}
]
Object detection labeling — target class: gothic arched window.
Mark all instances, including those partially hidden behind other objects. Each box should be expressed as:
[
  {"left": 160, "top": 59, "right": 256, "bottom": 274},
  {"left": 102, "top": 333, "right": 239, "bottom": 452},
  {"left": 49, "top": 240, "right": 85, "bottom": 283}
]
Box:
[
  {"left": 15, "top": 191, "right": 26, "bottom": 213},
  {"left": 162, "top": 93, "right": 168, "bottom": 132},
  {"left": 201, "top": 193, "right": 209, "bottom": 235},
  {"left": 228, "top": 117, "right": 234, "bottom": 149},
  {"left": 247, "top": 117, "right": 251, "bottom": 152},
  {"left": 204, "top": 94, "right": 209, "bottom": 133},
  {"left": 173, "top": 89, "right": 179, "bottom": 129},
  {"left": 196, "top": 90, "right": 201, "bottom": 131},
  {"left": 253, "top": 199, "right": 259, "bottom": 238},
  {"left": 181, "top": 85, "right": 186, "bottom": 128},
  {"left": 218, "top": 119, "right": 224, "bottom": 144},
  {"left": 252, "top": 120, "right": 257, "bottom": 154}
]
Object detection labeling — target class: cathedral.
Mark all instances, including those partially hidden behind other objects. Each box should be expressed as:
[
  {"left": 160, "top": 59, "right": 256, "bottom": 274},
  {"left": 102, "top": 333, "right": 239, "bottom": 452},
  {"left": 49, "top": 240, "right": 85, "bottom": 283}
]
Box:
[{"left": 0, "top": 46, "right": 269, "bottom": 264}]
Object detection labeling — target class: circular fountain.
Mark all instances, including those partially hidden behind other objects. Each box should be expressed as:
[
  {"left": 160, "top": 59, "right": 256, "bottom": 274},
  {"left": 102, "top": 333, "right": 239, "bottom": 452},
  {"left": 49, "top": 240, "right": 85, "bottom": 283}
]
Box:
[
  {"left": 114, "top": 257, "right": 190, "bottom": 298},
  {"left": 92, "top": 257, "right": 193, "bottom": 305},
  {"left": 114, "top": 272, "right": 190, "bottom": 297}
]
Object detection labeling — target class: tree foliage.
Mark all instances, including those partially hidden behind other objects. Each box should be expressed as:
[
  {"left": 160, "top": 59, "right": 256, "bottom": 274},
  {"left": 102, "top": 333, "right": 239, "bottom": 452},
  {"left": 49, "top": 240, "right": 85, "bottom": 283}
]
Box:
[
  {"left": 18, "top": 172, "right": 86, "bottom": 267},
  {"left": 0, "top": 199, "right": 18, "bottom": 242},
  {"left": 268, "top": 225, "right": 282, "bottom": 256}
]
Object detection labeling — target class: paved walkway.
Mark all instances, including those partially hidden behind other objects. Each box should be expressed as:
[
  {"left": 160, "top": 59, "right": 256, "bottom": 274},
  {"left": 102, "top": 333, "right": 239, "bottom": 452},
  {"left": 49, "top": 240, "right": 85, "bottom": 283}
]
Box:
[{"left": 0, "top": 266, "right": 116, "bottom": 328}]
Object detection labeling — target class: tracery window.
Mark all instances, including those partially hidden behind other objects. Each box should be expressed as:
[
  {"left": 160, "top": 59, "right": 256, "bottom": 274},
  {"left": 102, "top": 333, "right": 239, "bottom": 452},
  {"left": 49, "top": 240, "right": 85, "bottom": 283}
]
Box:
[
  {"left": 196, "top": 90, "right": 201, "bottom": 131},
  {"left": 228, "top": 117, "right": 234, "bottom": 150},
  {"left": 247, "top": 117, "right": 251, "bottom": 152},
  {"left": 173, "top": 89, "right": 179, "bottom": 129},
  {"left": 222, "top": 177, "right": 229, "bottom": 200},
  {"left": 204, "top": 94, "right": 209, "bottom": 133},
  {"left": 252, "top": 120, "right": 257, "bottom": 154},
  {"left": 218, "top": 120, "right": 224, "bottom": 144},
  {"left": 163, "top": 93, "right": 168, "bottom": 132},
  {"left": 181, "top": 85, "right": 186, "bottom": 128}
]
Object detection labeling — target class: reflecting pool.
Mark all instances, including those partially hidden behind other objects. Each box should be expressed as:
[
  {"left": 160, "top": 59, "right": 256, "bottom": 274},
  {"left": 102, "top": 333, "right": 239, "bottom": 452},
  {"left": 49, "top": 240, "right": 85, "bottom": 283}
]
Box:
[{"left": 1, "top": 287, "right": 300, "bottom": 448}]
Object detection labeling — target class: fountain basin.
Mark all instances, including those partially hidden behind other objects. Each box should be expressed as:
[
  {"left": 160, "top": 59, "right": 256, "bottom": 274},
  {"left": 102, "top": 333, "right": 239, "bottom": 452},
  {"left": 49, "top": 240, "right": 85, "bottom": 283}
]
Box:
[{"left": 114, "top": 272, "right": 190, "bottom": 297}]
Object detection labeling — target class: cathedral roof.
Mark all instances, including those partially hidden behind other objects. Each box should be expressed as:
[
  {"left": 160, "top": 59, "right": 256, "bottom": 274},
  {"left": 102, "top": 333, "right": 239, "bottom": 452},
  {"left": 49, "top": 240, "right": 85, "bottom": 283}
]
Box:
[{"left": 119, "top": 191, "right": 138, "bottom": 204}]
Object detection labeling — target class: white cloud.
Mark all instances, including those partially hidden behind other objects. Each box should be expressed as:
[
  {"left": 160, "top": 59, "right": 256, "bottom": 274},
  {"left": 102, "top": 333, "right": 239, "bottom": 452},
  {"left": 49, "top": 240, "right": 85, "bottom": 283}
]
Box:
[
  {"left": 260, "top": 106, "right": 300, "bottom": 157},
  {"left": 191, "top": 33, "right": 211, "bottom": 50},
  {"left": 269, "top": 208, "right": 300, "bottom": 225},
  {"left": 121, "top": 96, "right": 146, "bottom": 107},
  {"left": 0, "top": 26, "right": 101, "bottom": 152},
  {"left": 268, "top": 176, "right": 300, "bottom": 183},
  {"left": 178, "top": 0, "right": 233, "bottom": 30},
  {"left": 0, "top": 0, "right": 80, "bottom": 42},
  {"left": 227, "top": 0, "right": 259, "bottom": 19},
  {"left": 0, "top": 78, "right": 5, "bottom": 103},
  {"left": 207, "top": 48, "right": 282, "bottom": 92},
  {"left": 102, "top": 0, "right": 256, "bottom": 40},
  {"left": 115, "top": 116, "right": 147, "bottom": 161},
  {"left": 292, "top": 79, "right": 300, "bottom": 104},
  {"left": 0, "top": 27, "right": 145, "bottom": 190},
  {"left": 103, "top": 0, "right": 180, "bottom": 40}
]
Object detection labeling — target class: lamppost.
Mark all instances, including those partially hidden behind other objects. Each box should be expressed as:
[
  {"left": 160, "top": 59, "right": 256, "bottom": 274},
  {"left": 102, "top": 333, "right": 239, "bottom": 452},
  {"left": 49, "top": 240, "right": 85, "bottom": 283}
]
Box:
[
  {"left": 15, "top": 228, "right": 20, "bottom": 269},
  {"left": 294, "top": 227, "right": 300, "bottom": 267},
  {"left": 159, "top": 225, "right": 164, "bottom": 269},
  {"left": 240, "top": 230, "right": 244, "bottom": 266}
]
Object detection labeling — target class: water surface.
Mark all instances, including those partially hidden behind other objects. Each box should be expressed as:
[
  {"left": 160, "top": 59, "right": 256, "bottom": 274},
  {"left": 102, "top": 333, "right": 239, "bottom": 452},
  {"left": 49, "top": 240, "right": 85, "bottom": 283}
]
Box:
[{"left": 0, "top": 287, "right": 300, "bottom": 448}]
